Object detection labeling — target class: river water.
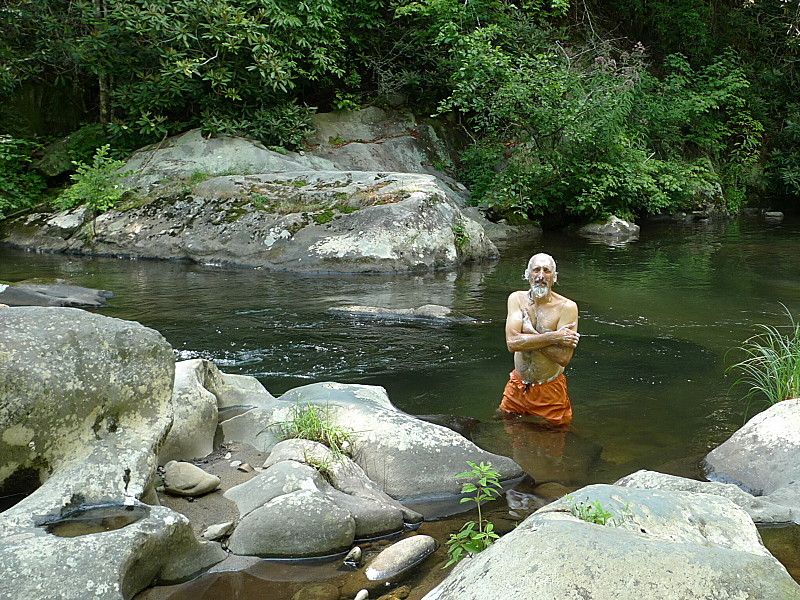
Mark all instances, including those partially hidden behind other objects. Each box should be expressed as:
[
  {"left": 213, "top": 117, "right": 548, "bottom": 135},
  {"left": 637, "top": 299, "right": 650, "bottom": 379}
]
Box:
[{"left": 2, "top": 214, "right": 800, "bottom": 592}]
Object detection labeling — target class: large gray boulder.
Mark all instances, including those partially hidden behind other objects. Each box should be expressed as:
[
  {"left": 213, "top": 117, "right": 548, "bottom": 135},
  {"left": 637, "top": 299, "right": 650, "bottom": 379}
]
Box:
[
  {"left": 616, "top": 469, "right": 798, "bottom": 524},
  {"left": 159, "top": 359, "right": 276, "bottom": 464},
  {"left": 423, "top": 484, "right": 800, "bottom": 600},
  {"left": 0, "top": 171, "right": 497, "bottom": 273},
  {"left": 1, "top": 503, "right": 226, "bottom": 600},
  {"left": 262, "top": 439, "right": 423, "bottom": 524},
  {"left": 704, "top": 399, "right": 800, "bottom": 515},
  {"left": 0, "top": 307, "right": 173, "bottom": 502},
  {"left": 0, "top": 307, "right": 225, "bottom": 599},
  {"left": 0, "top": 108, "right": 538, "bottom": 273},
  {"left": 220, "top": 381, "right": 523, "bottom": 501},
  {"left": 123, "top": 107, "right": 461, "bottom": 193}
]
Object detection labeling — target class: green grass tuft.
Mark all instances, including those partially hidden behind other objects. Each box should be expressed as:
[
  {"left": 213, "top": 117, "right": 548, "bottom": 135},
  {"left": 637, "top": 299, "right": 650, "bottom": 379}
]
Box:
[
  {"left": 728, "top": 303, "right": 800, "bottom": 418},
  {"left": 272, "top": 402, "right": 355, "bottom": 458}
]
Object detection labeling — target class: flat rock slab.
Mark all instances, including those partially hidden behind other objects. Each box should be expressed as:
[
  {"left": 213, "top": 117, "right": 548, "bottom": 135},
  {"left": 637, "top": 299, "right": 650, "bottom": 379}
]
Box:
[
  {"left": 0, "top": 280, "right": 113, "bottom": 307},
  {"left": 329, "top": 304, "right": 477, "bottom": 323}
]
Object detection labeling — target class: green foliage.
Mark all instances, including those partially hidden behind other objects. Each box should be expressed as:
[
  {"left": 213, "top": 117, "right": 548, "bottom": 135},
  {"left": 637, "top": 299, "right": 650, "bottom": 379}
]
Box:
[
  {"left": 53, "top": 145, "right": 131, "bottom": 213},
  {"left": 452, "top": 223, "right": 469, "bottom": 249},
  {"left": 272, "top": 402, "right": 355, "bottom": 458},
  {"left": 0, "top": 135, "right": 46, "bottom": 219},
  {"left": 568, "top": 498, "right": 616, "bottom": 525},
  {"left": 3, "top": 0, "right": 797, "bottom": 209},
  {"left": 444, "top": 461, "right": 502, "bottom": 567},
  {"left": 445, "top": 37, "right": 761, "bottom": 220},
  {"left": 66, "top": 124, "right": 115, "bottom": 164},
  {"left": 333, "top": 92, "right": 361, "bottom": 111},
  {"left": 312, "top": 210, "right": 335, "bottom": 224},
  {"left": 0, "top": 0, "right": 347, "bottom": 148},
  {"left": 766, "top": 104, "right": 800, "bottom": 199},
  {"left": 728, "top": 305, "right": 800, "bottom": 417}
]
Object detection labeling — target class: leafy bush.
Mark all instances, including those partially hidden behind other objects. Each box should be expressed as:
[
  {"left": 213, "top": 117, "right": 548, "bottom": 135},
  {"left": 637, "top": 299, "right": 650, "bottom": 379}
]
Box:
[
  {"left": 0, "top": 135, "right": 46, "bottom": 219},
  {"left": 441, "top": 30, "right": 761, "bottom": 220},
  {"left": 53, "top": 145, "right": 130, "bottom": 213}
]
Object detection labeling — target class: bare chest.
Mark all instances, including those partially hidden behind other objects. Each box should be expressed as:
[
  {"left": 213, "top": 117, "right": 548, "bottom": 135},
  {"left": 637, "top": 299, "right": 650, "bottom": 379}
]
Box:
[{"left": 522, "top": 299, "right": 562, "bottom": 333}]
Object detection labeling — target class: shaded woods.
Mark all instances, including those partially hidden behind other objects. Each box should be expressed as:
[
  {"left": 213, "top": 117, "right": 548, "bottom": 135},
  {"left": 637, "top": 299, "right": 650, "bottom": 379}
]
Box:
[{"left": 1, "top": 0, "right": 799, "bottom": 223}]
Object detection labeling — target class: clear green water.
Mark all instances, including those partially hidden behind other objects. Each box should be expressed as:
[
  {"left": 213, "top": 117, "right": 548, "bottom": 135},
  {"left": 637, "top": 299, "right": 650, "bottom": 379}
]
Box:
[
  {"left": 3, "top": 214, "right": 799, "bottom": 594},
  {"left": 3, "top": 216, "right": 798, "bottom": 482}
]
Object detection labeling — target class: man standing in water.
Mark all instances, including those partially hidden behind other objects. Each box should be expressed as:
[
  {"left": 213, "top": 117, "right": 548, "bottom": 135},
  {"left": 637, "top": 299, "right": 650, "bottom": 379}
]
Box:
[{"left": 499, "top": 253, "right": 580, "bottom": 425}]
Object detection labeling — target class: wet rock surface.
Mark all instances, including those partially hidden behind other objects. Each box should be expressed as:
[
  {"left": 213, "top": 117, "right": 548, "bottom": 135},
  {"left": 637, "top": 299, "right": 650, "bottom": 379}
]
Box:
[
  {"left": 0, "top": 278, "right": 113, "bottom": 307},
  {"left": 328, "top": 304, "right": 477, "bottom": 323}
]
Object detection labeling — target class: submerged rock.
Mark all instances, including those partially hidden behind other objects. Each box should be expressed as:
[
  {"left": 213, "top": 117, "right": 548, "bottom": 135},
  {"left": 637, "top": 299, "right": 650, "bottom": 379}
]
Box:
[
  {"left": 365, "top": 535, "right": 438, "bottom": 581},
  {"left": 576, "top": 215, "right": 640, "bottom": 246},
  {"left": 329, "top": 304, "right": 477, "bottom": 323},
  {"left": 0, "top": 279, "right": 113, "bottom": 307}
]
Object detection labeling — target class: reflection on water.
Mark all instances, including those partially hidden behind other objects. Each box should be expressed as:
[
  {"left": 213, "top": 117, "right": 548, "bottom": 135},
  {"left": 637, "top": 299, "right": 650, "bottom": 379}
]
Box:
[{"left": 2, "top": 216, "right": 799, "bottom": 484}]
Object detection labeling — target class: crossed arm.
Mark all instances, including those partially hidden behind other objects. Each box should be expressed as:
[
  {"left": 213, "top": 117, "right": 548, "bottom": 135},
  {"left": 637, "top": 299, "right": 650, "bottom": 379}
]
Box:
[{"left": 505, "top": 293, "right": 579, "bottom": 368}]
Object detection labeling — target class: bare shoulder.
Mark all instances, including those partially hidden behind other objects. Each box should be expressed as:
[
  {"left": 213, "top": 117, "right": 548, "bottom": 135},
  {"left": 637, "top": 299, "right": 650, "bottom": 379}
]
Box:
[
  {"left": 553, "top": 292, "right": 578, "bottom": 314},
  {"left": 506, "top": 290, "right": 527, "bottom": 312}
]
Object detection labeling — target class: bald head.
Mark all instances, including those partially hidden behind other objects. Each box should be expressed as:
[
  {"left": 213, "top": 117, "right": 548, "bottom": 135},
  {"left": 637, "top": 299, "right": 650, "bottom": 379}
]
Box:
[{"left": 524, "top": 253, "right": 557, "bottom": 282}]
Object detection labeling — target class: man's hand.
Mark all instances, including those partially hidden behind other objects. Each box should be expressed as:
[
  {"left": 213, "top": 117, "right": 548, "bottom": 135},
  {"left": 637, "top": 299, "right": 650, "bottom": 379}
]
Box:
[{"left": 555, "top": 323, "right": 580, "bottom": 348}]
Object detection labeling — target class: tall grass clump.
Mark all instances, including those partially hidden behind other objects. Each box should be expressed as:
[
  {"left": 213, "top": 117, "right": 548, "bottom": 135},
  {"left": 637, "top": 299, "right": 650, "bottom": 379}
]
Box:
[
  {"left": 728, "top": 304, "right": 800, "bottom": 417},
  {"left": 272, "top": 402, "right": 355, "bottom": 458}
]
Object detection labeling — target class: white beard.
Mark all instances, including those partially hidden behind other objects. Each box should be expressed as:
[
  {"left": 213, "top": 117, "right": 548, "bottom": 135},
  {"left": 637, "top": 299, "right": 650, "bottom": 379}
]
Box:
[{"left": 531, "top": 282, "right": 549, "bottom": 298}]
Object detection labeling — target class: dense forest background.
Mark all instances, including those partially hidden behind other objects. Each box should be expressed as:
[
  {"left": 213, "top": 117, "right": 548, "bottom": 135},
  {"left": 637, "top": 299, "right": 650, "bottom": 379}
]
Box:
[{"left": 2, "top": 0, "right": 800, "bottom": 225}]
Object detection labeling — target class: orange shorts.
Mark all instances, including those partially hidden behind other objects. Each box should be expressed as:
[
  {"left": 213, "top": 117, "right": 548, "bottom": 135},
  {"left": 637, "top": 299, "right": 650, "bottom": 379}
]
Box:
[{"left": 499, "top": 370, "right": 572, "bottom": 425}]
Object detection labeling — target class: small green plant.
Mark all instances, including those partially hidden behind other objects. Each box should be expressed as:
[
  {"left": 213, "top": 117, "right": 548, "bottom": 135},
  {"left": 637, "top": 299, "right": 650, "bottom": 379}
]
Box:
[
  {"left": 189, "top": 170, "right": 212, "bottom": 185},
  {"left": 444, "top": 461, "right": 502, "bottom": 567},
  {"left": 452, "top": 223, "right": 469, "bottom": 249},
  {"left": 333, "top": 92, "right": 361, "bottom": 111},
  {"left": 312, "top": 210, "right": 335, "bottom": 224},
  {"left": 272, "top": 402, "right": 355, "bottom": 458},
  {"left": 568, "top": 497, "right": 615, "bottom": 525},
  {"left": 54, "top": 145, "right": 132, "bottom": 213},
  {"left": 251, "top": 193, "right": 271, "bottom": 208},
  {"left": 728, "top": 304, "right": 800, "bottom": 417}
]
